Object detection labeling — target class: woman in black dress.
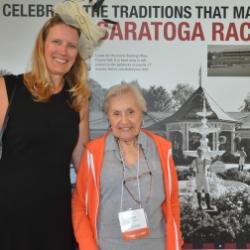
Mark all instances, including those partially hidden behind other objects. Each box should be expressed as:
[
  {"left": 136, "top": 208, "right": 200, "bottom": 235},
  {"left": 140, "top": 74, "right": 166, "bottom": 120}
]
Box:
[{"left": 0, "top": 2, "right": 105, "bottom": 250}]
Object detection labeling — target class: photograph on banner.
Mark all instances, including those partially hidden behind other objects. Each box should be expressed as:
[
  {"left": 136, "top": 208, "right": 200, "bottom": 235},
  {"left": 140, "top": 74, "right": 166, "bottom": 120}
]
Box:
[
  {"left": 208, "top": 45, "right": 250, "bottom": 77},
  {"left": 1, "top": 0, "right": 250, "bottom": 249}
]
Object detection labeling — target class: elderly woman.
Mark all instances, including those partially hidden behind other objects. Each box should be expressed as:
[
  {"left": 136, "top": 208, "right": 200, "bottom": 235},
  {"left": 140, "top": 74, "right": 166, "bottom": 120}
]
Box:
[{"left": 72, "top": 83, "right": 183, "bottom": 250}]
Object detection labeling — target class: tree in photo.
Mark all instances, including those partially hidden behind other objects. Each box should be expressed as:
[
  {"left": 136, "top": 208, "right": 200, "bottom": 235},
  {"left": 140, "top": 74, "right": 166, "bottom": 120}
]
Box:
[
  {"left": 0, "top": 69, "right": 11, "bottom": 76},
  {"left": 89, "top": 78, "right": 105, "bottom": 111},
  {"left": 240, "top": 92, "right": 250, "bottom": 112},
  {"left": 143, "top": 85, "right": 172, "bottom": 112},
  {"left": 172, "top": 83, "right": 194, "bottom": 111}
]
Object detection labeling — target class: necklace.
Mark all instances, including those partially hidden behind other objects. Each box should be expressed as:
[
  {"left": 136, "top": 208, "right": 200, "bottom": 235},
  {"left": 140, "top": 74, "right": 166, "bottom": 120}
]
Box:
[{"left": 117, "top": 139, "right": 152, "bottom": 209}]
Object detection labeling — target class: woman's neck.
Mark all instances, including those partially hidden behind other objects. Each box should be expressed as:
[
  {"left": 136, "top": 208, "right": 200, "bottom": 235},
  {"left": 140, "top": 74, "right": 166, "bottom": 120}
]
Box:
[
  {"left": 118, "top": 139, "right": 140, "bottom": 167},
  {"left": 50, "top": 75, "right": 65, "bottom": 94}
]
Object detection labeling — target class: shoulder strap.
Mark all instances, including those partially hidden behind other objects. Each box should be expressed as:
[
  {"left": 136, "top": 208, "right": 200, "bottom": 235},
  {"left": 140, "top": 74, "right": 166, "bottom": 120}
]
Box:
[
  {"left": 0, "top": 76, "right": 18, "bottom": 149},
  {"left": 4, "top": 74, "right": 18, "bottom": 99}
]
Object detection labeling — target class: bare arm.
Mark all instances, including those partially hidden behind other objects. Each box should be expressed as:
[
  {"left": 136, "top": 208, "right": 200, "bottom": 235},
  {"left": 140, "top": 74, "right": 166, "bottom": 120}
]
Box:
[
  {"left": 72, "top": 101, "right": 89, "bottom": 171},
  {"left": 0, "top": 77, "right": 8, "bottom": 129}
]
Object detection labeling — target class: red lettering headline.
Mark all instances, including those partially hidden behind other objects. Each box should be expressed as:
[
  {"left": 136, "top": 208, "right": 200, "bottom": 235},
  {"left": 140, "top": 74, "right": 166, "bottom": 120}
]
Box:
[{"left": 99, "top": 21, "right": 250, "bottom": 41}]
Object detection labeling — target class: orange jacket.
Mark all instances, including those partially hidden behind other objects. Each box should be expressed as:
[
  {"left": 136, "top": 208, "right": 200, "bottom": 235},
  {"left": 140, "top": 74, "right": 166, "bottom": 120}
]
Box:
[{"left": 72, "top": 129, "right": 183, "bottom": 250}]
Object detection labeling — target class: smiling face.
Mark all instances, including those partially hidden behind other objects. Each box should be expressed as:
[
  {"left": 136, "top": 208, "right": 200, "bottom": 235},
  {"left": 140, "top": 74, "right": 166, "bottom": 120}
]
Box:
[
  {"left": 44, "top": 23, "right": 79, "bottom": 79},
  {"left": 107, "top": 92, "right": 143, "bottom": 143}
]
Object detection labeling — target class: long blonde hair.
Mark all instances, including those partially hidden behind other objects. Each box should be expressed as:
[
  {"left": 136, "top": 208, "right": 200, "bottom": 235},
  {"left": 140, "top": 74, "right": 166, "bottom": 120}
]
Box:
[{"left": 24, "top": 15, "right": 90, "bottom": 112}]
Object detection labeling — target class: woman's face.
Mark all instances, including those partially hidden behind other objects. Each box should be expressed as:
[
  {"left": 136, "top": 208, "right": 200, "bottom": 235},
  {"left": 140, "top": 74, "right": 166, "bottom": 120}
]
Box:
[
  {"left": 107, "top": 92, "right": 143, "bottom": 143},
  {"left": 44, "top": 23, "right": 79, "bottom": 79}
]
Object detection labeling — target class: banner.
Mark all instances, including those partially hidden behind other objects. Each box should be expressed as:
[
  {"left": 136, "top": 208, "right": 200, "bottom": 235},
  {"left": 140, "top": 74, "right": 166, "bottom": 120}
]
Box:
[{"left": 1, "top": 1, "right": 250, "bottom": 249}]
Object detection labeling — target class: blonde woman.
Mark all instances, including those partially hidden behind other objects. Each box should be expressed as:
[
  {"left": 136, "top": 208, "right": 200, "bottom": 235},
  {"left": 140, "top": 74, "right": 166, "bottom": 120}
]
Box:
[{"left": 0, "top": 1, "right": 105, "bottom": 250}]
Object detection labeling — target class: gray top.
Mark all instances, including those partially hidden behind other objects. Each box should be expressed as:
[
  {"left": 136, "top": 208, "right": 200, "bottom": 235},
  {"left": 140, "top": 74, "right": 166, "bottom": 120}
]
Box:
[{"left": 97, "top": 132, "right": 166, "bottom": 250}]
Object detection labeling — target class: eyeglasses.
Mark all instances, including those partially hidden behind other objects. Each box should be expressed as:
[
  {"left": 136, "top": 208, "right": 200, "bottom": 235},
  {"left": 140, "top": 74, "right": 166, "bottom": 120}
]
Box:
[
  {"left": 123, "top": 171, "right": 152, "bottom": 183},
  {"left": 117, "top": 139, "right": 153, "bottom": 207},
  {"left": 123, "top": 170, "right": 152, "bottom": 205}
]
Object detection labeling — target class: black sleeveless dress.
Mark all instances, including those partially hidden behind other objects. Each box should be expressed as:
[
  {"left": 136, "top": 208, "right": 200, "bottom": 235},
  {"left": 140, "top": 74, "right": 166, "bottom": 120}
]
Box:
[{"left": 0, "top": 74, "right": 79, "bottom": 250}]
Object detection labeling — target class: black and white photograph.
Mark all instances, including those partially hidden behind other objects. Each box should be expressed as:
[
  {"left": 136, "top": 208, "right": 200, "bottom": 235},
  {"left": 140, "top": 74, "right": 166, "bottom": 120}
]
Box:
[{"left": 207, "top": 45, "right": 250, "bottom": 77}]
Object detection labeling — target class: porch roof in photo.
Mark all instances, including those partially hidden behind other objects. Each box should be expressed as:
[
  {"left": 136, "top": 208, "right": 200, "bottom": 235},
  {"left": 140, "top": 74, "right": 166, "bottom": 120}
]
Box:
[
  {"left": 147, "top": 86, "right": 237, "bottom": 130},
  {"left": 229, "top": 112, "right": 250, "bottom": 129}
]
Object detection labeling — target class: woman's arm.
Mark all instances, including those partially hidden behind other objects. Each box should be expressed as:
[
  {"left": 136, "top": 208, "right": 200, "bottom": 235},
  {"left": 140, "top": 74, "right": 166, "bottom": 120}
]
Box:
[
  {"left": 72, "top": 102, "right": 89, "bottom": 171},
  {"left": 0, "top": 77, "right": 8, "bottom": 129}
]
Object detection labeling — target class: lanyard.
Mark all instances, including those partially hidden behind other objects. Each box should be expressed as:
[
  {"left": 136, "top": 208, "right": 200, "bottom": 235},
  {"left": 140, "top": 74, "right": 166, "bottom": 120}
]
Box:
[{"left": 118, "top": 140, "right": 142, "bottom": 211}]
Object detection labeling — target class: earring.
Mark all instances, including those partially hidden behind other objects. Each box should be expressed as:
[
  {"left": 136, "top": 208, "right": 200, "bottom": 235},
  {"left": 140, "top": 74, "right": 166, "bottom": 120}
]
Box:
[{"left": 141, "top": 120, "right": 145, "bottom": 128}]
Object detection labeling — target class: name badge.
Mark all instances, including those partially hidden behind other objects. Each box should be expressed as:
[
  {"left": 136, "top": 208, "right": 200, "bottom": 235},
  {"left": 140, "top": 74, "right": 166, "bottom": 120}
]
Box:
[{"left": 118, "top": 208, "right": 150, "bottom": 240}]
